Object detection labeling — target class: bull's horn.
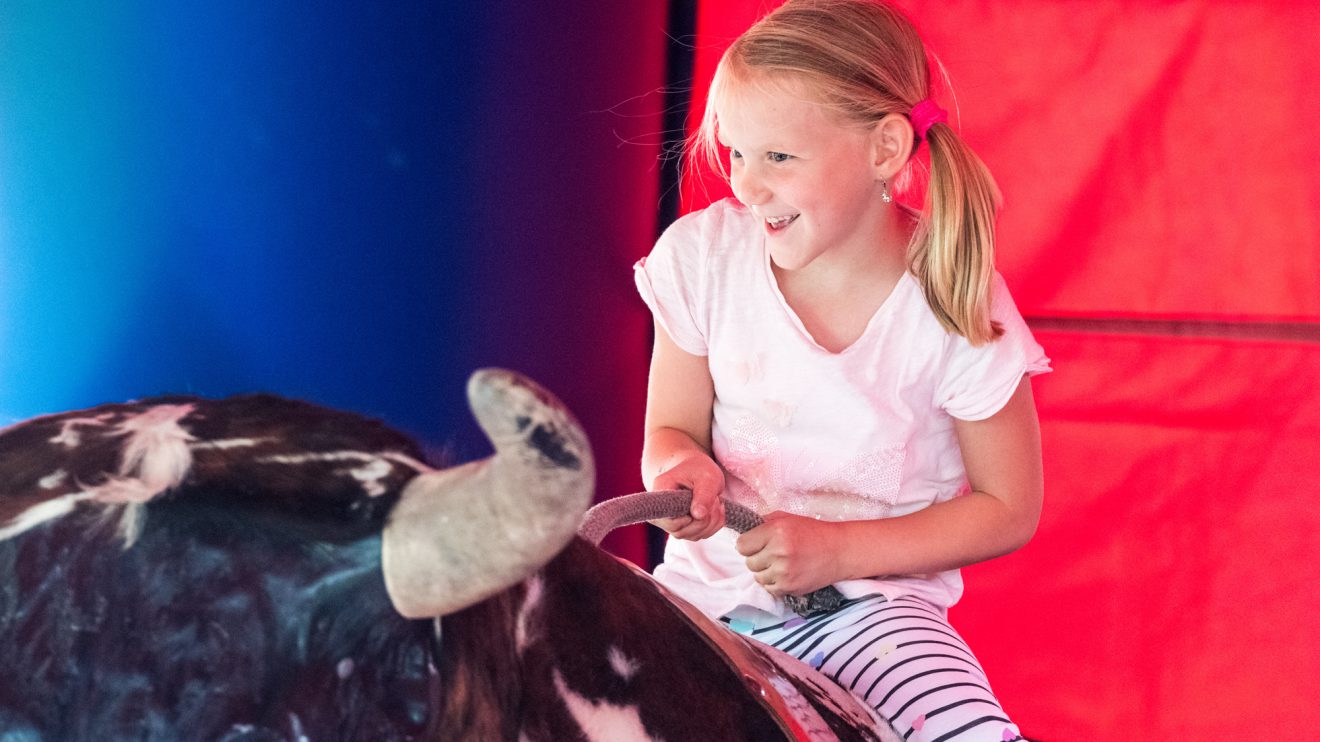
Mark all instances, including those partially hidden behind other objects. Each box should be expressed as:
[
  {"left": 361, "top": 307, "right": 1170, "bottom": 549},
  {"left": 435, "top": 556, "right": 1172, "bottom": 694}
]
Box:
[{"left": 382, "top": 369, "right": 595, "bottom": 618}]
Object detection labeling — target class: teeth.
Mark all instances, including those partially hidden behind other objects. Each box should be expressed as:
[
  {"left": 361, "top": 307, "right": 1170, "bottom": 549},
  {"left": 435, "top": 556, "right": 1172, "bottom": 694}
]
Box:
[{"left": 766, "top": 215, "right": 797, "bottom": 228}]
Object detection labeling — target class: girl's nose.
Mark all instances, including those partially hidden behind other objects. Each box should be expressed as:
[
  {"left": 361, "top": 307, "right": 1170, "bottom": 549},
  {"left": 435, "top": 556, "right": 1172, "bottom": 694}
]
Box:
[{"left": 732, "top": 165, "right": 771, "bottom": 206}]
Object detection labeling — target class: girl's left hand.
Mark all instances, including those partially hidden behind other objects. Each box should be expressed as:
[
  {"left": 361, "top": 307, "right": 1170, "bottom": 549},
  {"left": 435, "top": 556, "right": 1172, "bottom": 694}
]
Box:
[{"left": 734, "top": 512, "right": 841, "bottom": 597}]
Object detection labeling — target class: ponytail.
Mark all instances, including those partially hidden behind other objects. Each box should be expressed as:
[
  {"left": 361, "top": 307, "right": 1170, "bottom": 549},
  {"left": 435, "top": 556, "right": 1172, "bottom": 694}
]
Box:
[{"left": 909, "top": 122, "right": 1004, "bottom": 345}]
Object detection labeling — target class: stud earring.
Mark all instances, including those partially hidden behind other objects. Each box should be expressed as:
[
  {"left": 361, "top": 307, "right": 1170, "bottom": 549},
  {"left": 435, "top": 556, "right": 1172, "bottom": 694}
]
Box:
[{"left": 881, "top": 179, "right": 893, "bottom": 204}]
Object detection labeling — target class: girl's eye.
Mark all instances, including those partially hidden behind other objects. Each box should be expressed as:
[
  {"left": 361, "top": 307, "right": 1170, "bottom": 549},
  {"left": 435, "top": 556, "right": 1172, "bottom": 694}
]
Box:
[
  {"left": 768, "top": 152, "right": 792, "bottom": 163},
  {"left": 729, "top": 149, "right": 743, "bottom": 161}
]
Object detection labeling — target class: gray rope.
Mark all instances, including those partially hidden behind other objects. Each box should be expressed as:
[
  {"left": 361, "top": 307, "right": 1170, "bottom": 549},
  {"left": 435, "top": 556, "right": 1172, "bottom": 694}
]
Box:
[{"left": 579, "top": 490, "right": 845, "bottom": 617}]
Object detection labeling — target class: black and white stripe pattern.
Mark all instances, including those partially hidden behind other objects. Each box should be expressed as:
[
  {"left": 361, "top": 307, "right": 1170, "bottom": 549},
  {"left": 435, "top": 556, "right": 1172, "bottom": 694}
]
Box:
[{"left": 726, "top": 595, "right": 1022, "bottom": 742}]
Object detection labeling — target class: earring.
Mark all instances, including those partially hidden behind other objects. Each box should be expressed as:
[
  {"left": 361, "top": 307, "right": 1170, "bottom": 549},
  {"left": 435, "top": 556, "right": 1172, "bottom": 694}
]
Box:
[{"left": 881, "top": 179, "right": 893, "bottom": 204}]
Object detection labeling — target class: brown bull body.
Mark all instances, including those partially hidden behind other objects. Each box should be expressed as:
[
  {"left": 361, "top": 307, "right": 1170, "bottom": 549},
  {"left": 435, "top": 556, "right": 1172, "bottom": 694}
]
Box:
[
  {"left": 0, "top": 372, "right": 890, "bottom": 740},
  {"left": 442, "top": 536, "right": 889, "bottom": 741}
]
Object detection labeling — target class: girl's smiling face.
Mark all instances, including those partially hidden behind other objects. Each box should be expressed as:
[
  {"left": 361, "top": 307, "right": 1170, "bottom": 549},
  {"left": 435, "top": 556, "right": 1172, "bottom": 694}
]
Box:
[{"left": 716, "top": 75, "right": 892, "bottom": 274}]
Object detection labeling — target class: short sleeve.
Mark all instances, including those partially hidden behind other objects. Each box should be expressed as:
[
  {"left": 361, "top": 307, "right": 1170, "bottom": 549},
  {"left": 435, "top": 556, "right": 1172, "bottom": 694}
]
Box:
[
  {"left": 935, "top": 273, "right": 1052, "bottom": 421},
  {"left": 633, "top": 210, "right": 710, "bottom": 356}
]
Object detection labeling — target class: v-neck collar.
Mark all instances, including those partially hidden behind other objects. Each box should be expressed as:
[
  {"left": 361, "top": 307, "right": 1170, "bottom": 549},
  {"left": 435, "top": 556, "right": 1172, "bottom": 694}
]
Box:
[{"left": 759, "top": 235, "right": 913, "bottom": 356}]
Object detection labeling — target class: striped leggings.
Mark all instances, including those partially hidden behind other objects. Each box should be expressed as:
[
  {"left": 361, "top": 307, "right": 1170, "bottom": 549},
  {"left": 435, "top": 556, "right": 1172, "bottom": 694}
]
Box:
[{"left": 722, "top": 595, "right": 1022, "bottom": 742}]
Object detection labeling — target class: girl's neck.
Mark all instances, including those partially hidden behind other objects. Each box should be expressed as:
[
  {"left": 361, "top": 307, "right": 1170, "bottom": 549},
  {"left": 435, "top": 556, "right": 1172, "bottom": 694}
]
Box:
[{"left": 768, "top": 203, "right": 917, "bottom": 353}]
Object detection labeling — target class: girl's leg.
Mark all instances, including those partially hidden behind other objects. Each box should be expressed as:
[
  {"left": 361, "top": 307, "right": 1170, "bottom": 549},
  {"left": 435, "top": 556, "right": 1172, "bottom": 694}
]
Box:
[{"left": 725, "top": 595, "right": 1022, "bottom": 742}]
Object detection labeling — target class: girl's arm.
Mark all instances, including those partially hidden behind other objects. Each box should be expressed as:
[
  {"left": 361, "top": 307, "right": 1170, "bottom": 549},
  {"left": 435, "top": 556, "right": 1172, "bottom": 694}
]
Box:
[
  {"left": 641, "top": 320, "right": 727, "bottom": 540},
  {"left": 737, "top": 376, "right": 1043, "bottom": 594}
]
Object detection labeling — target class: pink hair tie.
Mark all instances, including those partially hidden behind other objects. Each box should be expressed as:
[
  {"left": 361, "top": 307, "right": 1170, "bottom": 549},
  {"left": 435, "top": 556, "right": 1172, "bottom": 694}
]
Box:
[{"left": 909, "top": 99, "right": 948, "bottom": 141}]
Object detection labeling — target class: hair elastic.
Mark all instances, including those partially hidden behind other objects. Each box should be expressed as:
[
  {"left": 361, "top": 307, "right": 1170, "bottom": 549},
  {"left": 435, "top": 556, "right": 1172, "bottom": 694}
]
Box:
[{"left": 909, "top": 99, "right": 948, "bottom": 141}]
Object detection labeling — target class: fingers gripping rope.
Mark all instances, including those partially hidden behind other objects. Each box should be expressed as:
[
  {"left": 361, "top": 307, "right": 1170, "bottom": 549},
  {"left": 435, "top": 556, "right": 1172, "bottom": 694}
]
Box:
[{"left": 579, "top": 490, "right": 845, "bottom": 617}]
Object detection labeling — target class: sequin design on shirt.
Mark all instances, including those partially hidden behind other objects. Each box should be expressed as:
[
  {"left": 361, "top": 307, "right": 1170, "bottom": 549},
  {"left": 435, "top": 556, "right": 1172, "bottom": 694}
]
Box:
[
  {"left": 799, "top": 443, "right": 905, "bottom": 520},
  {"left": 723, "top": 413, "right": 783, "bottom": 513},
  {"left": 721, "top": 412, "right": 906, "bottom": 521}
]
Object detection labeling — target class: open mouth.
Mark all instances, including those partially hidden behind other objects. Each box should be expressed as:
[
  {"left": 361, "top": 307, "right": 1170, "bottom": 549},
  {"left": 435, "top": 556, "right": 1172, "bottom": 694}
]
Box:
[{"left": 765, "top": 214, "right": 799, "bottom": 231}]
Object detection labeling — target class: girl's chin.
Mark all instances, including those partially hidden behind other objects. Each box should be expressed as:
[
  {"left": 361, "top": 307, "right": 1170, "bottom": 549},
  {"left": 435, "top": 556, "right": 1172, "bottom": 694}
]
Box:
[{"left": 768, "top": 245, "right": 818, "bottom": 273}]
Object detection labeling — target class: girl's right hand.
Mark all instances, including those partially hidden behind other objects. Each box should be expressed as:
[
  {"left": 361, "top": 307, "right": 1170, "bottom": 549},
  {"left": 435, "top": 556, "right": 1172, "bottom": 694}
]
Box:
[{"left": 650, "top": 454, "right": 726, "bottom": 541}]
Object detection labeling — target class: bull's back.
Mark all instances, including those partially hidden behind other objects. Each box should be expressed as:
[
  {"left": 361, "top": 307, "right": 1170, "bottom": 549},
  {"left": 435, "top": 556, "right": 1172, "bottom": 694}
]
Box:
[{"left": 442, "top": 537, "right": 888, "bottom": 741}]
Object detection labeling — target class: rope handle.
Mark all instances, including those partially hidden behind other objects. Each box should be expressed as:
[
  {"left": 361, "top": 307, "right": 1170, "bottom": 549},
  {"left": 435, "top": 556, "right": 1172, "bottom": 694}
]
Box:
[{"left": 579, "top": 489, "right": 845, "bottom": 617}]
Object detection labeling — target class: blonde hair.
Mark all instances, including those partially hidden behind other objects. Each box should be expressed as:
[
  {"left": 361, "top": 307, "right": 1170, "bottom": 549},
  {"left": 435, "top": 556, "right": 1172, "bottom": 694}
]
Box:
[{"left": 694, "top": 0, "right": 1004, "bottom": 344}]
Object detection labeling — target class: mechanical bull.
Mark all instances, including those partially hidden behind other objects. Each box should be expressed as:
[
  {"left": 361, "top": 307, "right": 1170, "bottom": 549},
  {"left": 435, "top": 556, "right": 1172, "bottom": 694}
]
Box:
[{"left": 0, "top": 370, "right": 896, "bottom": 741}]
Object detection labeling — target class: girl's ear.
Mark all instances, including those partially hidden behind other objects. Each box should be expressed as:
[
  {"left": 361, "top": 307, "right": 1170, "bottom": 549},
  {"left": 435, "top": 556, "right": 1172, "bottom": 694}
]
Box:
[{"left": 870, "top": 112, "right": 915, "bottom": 181}]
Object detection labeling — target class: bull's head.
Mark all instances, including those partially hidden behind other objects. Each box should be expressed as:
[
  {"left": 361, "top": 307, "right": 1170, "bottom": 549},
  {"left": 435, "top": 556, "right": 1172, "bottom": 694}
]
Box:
[
  {"left": 1, "top": 371, "right": 895, "bottom": 741},
  {"left": 0, "top": 368, "right": 597, "bottom": 739},
  {"left": 0, "top": 369, "right": 593, "bottom": 623},
  {"left": 382, "top": 368, "right": 594, "bottom": 617}
]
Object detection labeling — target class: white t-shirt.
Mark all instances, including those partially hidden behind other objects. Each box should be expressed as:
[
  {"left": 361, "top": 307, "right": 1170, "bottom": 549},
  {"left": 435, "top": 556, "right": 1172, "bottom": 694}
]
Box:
[{"left": 634, "top": 198, "right": 1051, "bottom": 621}]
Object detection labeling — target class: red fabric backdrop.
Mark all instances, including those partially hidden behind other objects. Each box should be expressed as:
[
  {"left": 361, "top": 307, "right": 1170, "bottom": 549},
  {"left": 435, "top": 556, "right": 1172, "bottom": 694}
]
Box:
[{"left": 680, "top": 2, "right": 1320, "bottom": 738}]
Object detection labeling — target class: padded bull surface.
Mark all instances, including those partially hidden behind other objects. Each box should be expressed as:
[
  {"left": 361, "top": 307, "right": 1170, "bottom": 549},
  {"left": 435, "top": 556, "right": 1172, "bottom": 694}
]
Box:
[
  {"left": 0, "top": 395, "right": 443, "bottom": 739},
  {"left": 0, "top": 390, "right": 895, "bottom": 740},
  {"left": 440, "top": 537, "right": 895, "bottom": 741}
]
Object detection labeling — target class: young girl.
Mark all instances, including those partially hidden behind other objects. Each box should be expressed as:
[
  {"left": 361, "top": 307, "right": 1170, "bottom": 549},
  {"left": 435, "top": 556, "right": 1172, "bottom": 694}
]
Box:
[{"left": 634, "top": 1, "right": 1048, "bottom": 740}]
